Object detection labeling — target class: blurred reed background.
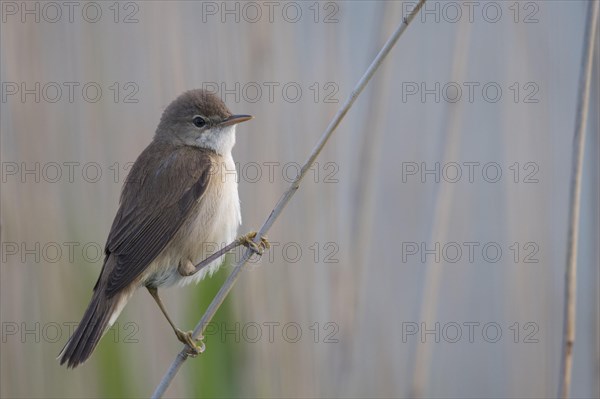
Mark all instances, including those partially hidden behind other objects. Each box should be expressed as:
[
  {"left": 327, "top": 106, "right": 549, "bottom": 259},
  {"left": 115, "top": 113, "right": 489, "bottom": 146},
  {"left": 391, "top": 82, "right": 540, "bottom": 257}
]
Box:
[{"left": 1, "top": 1, "right": 598, "bottom": 398}]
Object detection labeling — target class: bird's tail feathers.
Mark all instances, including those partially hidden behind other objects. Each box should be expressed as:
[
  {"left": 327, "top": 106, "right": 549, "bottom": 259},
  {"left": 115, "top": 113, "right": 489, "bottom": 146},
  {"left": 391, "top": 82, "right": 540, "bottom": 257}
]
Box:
[{"left": 58, "top": 291, "right": 122, "bottom": 368}]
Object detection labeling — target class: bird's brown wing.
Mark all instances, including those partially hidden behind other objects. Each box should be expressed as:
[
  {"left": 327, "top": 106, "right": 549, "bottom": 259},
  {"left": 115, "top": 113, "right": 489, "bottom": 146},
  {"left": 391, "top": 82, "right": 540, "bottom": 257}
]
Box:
[{"left": 96, "top": 143, "right": 216, "bottom": 297}]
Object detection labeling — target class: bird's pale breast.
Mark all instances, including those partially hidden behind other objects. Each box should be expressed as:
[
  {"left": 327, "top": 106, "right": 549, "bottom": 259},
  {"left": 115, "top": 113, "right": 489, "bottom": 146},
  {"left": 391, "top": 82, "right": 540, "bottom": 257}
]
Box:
[{"left": 141, "top": 151, "right": 241, "bottom": 287}]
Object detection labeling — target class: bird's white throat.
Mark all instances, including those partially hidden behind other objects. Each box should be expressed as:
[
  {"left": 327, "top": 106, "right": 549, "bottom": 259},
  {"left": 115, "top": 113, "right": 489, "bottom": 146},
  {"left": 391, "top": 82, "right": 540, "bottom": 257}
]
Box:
[{"left": 195, "top": 125, "right": 237, "bottom": 155}]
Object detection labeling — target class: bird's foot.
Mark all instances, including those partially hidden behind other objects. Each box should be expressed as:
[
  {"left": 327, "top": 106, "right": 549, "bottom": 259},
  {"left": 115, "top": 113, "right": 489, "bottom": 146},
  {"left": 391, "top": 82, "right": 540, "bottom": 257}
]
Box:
[
  {"left": 175, "top": 329, "right": 205, "bottom": 357},
  {"left": 238, "top": 231, "right": 270, "bottom": 256}
]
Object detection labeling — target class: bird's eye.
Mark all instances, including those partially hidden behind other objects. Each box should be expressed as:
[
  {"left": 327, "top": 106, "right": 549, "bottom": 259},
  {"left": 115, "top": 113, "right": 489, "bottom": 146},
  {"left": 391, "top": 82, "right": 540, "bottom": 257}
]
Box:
[{"left": 192, "top": 116, "right": 206, "bottom": 128}]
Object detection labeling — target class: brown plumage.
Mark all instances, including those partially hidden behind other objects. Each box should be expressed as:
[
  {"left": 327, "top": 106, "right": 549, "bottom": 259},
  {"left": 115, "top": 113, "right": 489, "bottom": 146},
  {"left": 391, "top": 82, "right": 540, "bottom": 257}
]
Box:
[{"left": 59, "top": 90, "right": 251, "bottom": 368}]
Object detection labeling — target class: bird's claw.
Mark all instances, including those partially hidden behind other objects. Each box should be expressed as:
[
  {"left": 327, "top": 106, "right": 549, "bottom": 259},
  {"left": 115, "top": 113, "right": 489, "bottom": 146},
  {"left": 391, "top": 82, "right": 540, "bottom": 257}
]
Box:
[
  {"left": 175, "top": 329, "right": 205, "bottom": 357},
  {"left": 239, "top": 231, "right": 270, "bottom": 256}
]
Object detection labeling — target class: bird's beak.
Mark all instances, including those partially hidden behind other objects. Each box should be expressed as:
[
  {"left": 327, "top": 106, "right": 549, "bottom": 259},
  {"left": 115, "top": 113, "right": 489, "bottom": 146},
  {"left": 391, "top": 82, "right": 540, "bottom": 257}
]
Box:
[{"left": 219, "top": 114, "right": 253, "bottom": 127}]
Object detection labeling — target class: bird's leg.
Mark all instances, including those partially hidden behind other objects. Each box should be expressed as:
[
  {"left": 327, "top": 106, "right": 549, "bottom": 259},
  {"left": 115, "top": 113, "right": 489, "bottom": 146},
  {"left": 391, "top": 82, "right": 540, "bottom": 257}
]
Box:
[
  {"left": 186, "top": 232, "right": 271, "bottom": 277},
  {"left": 146, "top": 286, "right": 204, "bottom": 356},
  {"left": 178, "top": 259, "right": 197, "bottom": 276}
]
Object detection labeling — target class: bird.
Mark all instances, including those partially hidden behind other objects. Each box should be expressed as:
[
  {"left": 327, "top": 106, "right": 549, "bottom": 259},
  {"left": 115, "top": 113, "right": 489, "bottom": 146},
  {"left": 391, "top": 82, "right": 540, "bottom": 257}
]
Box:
[{"left": 59, "top": 89, "right": 267, "bottom": 368}]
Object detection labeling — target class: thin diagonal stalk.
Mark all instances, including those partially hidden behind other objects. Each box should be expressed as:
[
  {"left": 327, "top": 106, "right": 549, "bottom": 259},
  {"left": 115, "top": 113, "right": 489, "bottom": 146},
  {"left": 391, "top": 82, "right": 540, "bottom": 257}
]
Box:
[
  {"left": 558, "top": 1, "right": 599, "bottom": 398},
  {"left": 151, "top": 1, "right": 426, "bottom": 397}
]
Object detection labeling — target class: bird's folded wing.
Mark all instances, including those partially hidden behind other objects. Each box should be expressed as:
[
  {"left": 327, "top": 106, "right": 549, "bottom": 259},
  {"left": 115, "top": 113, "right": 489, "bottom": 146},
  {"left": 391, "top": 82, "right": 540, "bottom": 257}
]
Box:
[{"left": 95, "top": 144, "right": 215, "bottom": 297}]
